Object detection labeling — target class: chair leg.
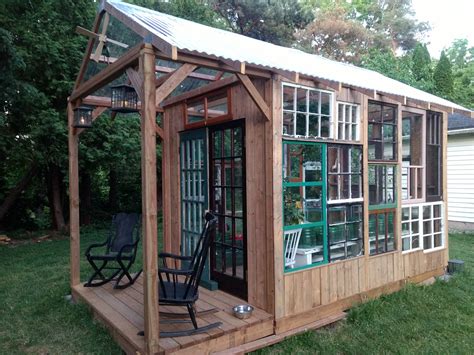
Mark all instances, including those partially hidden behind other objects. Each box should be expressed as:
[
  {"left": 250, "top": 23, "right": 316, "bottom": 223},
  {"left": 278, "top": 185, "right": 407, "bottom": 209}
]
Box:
[
  {"left": 187, "top": 304, "right": 198, "bottom": 329},
  {"left": 114, "top": 259, "right": 142, "bottom": 289},
  {"left": 84, "top": 259, "right": 121, "bottom": 287}
]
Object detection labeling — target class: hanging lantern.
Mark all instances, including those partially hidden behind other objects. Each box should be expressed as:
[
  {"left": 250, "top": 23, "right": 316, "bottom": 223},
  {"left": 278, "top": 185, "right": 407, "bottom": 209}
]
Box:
[
  {"left": 110, "top": 84, "right": 138, "bottom": 113},
  {"left": 73, "top": 106, "right": 93, "bottom": 128}
]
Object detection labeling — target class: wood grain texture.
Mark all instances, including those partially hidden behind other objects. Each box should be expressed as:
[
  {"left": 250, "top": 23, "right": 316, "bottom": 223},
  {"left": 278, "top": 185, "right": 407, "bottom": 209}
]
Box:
[
  {"left": 236, "top": 73, "right": 271, "bottom": 121},
  {"left": 68, "top": 102, "right": 80, "bottom": 287},
  {"left": 71, "top": 43, "right": 142, "bottom": 102},
  {"left": 139, "top": 45, "right": 160, "bottom": 355}
]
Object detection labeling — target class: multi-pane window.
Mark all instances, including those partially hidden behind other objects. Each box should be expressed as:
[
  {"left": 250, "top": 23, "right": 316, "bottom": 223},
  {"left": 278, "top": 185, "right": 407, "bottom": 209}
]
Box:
[
  {"left": 328, "top": 204, "right": 363, "bottom": 261},
  {"left": 369, "top": 209, "right": 396, "bottom": 255},
  {"left": 336, "top": 102, "right": 360, "bottom": 141},
  {"left": 422, "top": 202, "right": 444, "bottom": 250},
  {"left": 368, "top": 165, "right": 396, "bottom": 208},
  {"left": 426, "top": 111, "right": 442, "bottom": 201},
  {"left": 368, "top": 101, "right": 398, "bottom": 161},
  {"left": 401, "top": 205, "right": 421, "bottom": 252},
  {"left": 327, "top": 145, "right": 363, "bottom": 203},
  {"left": 402, "top": 112, "right": 424, "bottom": 202},
  {"left": 185, "top": 89, "right": 231, "bottom": 128},
  {"left": 282, "top": 141, "right": 327, "bottom": 270},
  {"left": 282, "top": 83, "right": 333, "bottom": 138}
]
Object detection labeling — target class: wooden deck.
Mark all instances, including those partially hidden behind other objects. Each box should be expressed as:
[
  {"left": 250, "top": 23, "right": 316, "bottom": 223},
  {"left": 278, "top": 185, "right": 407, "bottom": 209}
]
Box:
[{"left": 72, "top": 275, "right": 274, "bottom": 354}]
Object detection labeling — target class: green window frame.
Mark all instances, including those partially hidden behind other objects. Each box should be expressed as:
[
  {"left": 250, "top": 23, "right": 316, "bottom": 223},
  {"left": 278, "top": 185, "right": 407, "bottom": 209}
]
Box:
[
  {"left": 368, "top": 164, "right": 397, "bottom": 210},
  {"left": 282, "top": 140, "right": 328, "bottom": 272}
]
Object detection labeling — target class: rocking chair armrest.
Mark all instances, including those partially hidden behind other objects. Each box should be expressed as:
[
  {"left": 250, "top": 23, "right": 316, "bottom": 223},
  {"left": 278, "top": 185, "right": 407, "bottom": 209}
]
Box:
[
  {"left": 117, "top": 240, "right": 140, "bottom": 258},
  {"left": 85, "top": 240, "right": 108, "bottom": 256},
  {"left": 158, "top": 252, "right": 193, "bottom": 261},
  {"left": 159, "top": 266, "right": 193, "bottom": 276}
]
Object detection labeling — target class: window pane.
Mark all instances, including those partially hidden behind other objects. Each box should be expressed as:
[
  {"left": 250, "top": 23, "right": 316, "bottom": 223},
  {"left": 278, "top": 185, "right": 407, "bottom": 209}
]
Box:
[
  {"left": 296, "top": 88, "right": 307, "bottom": 112},
  {"left": 308, "top": 114, "right": 319, "bottom": 137},
  {"left": 187, "top": 98, "right": 205, "bottom": 123},
  {"left": 283, "top": 86, "right": 295, "bottom": 110},
  {"left": 308, "top": 90, "right": 320, "bottom": 113},
  {"left": 321, "top": 93, "right": 331, "bottom": 115},
  {"left": 368, "top": 103, "right": 382, "bottom": 122},
  {"left": 283, "top": 112, "right": 295, "bottom": 136},
  {"left": 369, "top": 165, "right": 397, "bottom": 206},
  {"left": 296, "top": 113, "right": 306, "bottom": 136},
  {"left": 321, "top": 116, "right": 331, "bottom": 137},
  {"left": 207, "top": 91, "right": 228, "bottom": 118}
]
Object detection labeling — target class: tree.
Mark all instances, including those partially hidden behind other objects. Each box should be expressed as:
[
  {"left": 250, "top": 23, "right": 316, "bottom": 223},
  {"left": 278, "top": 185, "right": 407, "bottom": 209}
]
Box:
[
  {"left": 412, "top": 43, "right": 431, "bottom": 81},
  {"left": 0, "top": 0, "right": 96, "bottom": 230},
  {"left": 433, "top": 51, "right": 454, "bottom": 99},
  {"left": 213, "top": 0, "right": 313, "bottom": 46},
  {"left": 296, "top": 3, "right": 372, "bottom": 63},
  {"left": 351, "top": 0, "right": 430, "bottom": 54}
]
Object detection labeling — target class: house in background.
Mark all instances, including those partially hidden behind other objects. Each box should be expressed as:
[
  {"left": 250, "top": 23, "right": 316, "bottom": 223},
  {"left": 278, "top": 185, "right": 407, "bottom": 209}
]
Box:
[{"left": 447, "top": 113, "right": 474, "bottom": 231}]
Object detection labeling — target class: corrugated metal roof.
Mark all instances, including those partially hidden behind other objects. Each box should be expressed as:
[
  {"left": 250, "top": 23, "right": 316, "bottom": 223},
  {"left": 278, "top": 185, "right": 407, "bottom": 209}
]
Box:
[{"left": 107, "top": 0, "right": 471, "bottom": 113}]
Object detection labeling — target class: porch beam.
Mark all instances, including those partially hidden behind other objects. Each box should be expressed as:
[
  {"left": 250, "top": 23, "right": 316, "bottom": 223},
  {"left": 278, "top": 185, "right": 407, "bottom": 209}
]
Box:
[
  {"left": 161, "top": 75, "right": 238, "bottom": 107},
  {"left": 94, "top": 54, "right": 217, "bottom": 81},
  {"left": 139, "top": 44, "right": 160, "bottom": 355},
  {"left": 155, "top": 63, "right": 197, "bottom": 105},
  {"left": 68, "top": 102, "right": 80, "bottom": 288},
  {"left": 236, "top": 73, "right": 271, "bottom": 121},
  {"left": 70, "top": 43, "right": 143, "bottom": 102}
]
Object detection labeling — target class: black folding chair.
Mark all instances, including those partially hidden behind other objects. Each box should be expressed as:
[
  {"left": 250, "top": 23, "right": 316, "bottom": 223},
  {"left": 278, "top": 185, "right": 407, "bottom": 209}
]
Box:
[
  {"left": 139, "top": 211, "right": 222, "bottom": 338},
  {"left": 84, "top": 213, "right": 142, "bottom": 289}
]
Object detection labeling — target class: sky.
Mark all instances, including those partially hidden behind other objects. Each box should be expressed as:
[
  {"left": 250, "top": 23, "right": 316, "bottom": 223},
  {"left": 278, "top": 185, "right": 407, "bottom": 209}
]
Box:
[{"left": 411, "top": 0, "right": 474, "bottom": 58}]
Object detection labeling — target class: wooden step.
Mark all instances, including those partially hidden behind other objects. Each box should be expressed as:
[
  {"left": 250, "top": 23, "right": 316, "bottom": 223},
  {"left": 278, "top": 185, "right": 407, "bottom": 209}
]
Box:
[{"left": 212, "top": 312, "right": 347, "bottom": 355}]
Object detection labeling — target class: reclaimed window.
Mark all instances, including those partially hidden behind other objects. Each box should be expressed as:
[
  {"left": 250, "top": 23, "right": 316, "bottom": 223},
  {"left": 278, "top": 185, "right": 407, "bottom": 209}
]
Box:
[
  {"left": 402, "top": 112, "right": 424, "bottom": 202},
  {"left": 327, "top": 145, "right": 363, "bottom": 203},
  {"left": 368, "top": 164, "right": 396, "bottom": 209},
  {"left": 422, "top": 202, "right": 444, "bottom": 251},
  {"left": 185, "top": 89, "right": 231, "bottom": 128},
  {"left": 282, "top": 141, "right": 327, "bottom": 271},
  {"left": 401, "top": 205, "right": 421, "bottom": 252},
  {"left": 327, "top": 203, "right": 363, "bottom": 262},
  {"left": 426, "top": 111, "right": 442, "bottom": 201},
  {"left": 336, "top": 102, "right": 360, "bottom": 141},
  {"left": 282, "top": 83, "right": 333, "bottom": 139},
  {"left": 368, "top": 101, "right": 398, "bottom": 161},
  {"left": 369, "top": 209, "right": 396, "bottom": 255}
]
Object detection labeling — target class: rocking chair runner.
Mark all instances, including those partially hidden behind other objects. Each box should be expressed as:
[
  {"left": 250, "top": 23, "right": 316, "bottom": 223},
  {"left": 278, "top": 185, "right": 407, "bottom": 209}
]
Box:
[
  {"left": 84, "top": 213, "right": 142, "bottom": 289},
  {"left": 139, "top": 211, "right": 222, "bottom": 338}
]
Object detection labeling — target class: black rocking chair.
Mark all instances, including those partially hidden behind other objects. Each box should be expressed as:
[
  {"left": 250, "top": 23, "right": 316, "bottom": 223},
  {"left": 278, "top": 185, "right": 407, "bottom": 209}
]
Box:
[
  {"left": 84, "top": 213, "right": 142, "bottom": 289},
  {"left": 142, "top": 211, "right": 222, "bottom": 338}
]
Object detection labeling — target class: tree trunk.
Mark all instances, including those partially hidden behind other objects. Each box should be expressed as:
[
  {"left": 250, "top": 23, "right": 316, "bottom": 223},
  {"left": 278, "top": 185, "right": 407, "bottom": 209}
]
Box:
[
  {"left": 108, "top": 166, "right": 118, "bottom": 212},
  {"left": 47, "top": 164, "right": 66, "bottom": 232},
  {"left": 0, "top": 163, "right": 38, "bottom": 222},
  {"left": 80, "top": 171, "right": 92, "bottom": 225}
]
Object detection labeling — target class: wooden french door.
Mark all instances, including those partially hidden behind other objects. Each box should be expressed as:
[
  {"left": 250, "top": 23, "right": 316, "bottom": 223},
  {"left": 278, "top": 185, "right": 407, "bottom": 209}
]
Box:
[{"left": 209, "top": 120, "right": 247, "bottom": 300}]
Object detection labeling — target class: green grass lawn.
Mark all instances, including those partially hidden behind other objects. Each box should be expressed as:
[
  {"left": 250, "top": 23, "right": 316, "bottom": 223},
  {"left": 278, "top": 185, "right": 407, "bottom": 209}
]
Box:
[{"left": 0, "top": 230, "right": 473, "bottom": 354}]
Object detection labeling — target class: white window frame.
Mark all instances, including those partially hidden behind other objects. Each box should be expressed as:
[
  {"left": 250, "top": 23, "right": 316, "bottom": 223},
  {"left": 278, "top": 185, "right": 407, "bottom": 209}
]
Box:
[
  {"left": 282, "top": 82, "right": 334, "bottom": 139},
  {"left": 401, "top": 205, "right": 422, "bottom": 253},
  {"left": 327, "top": 145, "right": 363, "bottom": 205},
  {"left": 336, "top": 102, "right": 360, "bottom": 142},
  {"left": 422, "top": 201, "right": 445, "bottom": 253}
]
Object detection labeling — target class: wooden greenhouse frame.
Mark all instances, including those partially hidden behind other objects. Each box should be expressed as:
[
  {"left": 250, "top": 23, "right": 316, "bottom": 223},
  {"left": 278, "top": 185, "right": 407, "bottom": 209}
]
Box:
[{"left": 68, "top": 1, "right": 474, "bottom": 354}]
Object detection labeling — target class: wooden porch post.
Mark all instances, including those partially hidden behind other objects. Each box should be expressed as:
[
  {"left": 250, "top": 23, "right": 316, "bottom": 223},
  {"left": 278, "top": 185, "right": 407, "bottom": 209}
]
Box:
[
  {"left": 68, "top": 102, "right": 81, "bottom": 288},
  {"left": 140, "top": 43, "right": 160, "bottom": 354}
]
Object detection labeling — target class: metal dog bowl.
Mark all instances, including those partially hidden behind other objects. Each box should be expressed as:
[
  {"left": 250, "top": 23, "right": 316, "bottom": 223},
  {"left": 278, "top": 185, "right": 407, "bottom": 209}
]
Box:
[{"left": 232, "top": 304, "right": 254, "bottom": 319}]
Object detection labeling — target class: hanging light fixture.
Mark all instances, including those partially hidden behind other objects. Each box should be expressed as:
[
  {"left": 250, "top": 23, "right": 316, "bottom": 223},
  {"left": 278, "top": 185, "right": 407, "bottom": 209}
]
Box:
[
  {"left": 110, "top": 84, "right": 138, "bottom": 113},
  {"left": 73, "top": 106, "right": 93, "bottom": 128}
]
